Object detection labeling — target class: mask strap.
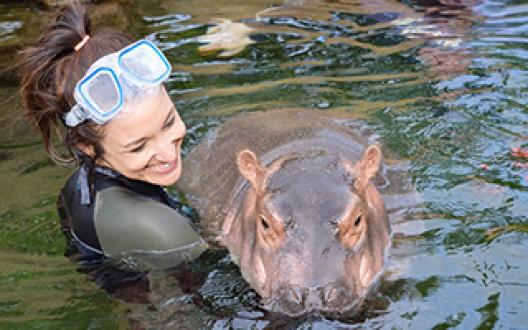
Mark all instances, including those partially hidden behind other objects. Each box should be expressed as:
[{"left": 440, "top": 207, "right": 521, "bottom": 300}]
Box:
[{"left": 64, "top": 105, "right": 86, "bottom": 127}]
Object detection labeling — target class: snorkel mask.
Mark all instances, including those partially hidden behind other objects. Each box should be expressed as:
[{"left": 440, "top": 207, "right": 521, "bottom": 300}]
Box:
[{"left": 64, "top": 39, "right": 171, "bottom": 127}]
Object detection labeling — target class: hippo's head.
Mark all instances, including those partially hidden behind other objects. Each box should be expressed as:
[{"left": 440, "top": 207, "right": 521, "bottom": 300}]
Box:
[{"left": 221, "top": 144, "right": 391, "bottom": 316}]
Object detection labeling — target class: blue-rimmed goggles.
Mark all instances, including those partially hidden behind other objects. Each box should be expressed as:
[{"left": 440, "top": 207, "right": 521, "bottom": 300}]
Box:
[{"left": 64, "top": 39, "right": 171, "bottom": 127}]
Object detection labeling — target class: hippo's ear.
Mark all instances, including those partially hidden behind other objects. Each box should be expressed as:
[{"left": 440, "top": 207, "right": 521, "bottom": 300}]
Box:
[
  {"left": 356, "top": 144, "right": 382, "bottom": 190},
  {"left": 236, "top": 149, "right": 266, "bottom": 188}
]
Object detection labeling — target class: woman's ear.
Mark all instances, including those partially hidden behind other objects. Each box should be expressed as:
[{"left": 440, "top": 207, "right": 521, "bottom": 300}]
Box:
[{"left": 236, "top": 149, "right": 266, "bottom": 189}]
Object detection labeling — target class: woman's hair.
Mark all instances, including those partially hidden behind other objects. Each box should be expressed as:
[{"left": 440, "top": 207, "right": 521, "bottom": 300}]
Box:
[{"left": 18, "top": 1, "right": 134, "bottom": 166}]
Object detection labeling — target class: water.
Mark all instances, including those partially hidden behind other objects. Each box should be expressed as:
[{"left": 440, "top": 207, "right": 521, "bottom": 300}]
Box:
[{"left": 0, "top": 0, "right": 527, "bottom": 328}]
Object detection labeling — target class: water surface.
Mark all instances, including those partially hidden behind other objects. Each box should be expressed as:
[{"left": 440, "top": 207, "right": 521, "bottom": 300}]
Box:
[{"left": 0, "top": 0, "right": 527, "bottom": 328}]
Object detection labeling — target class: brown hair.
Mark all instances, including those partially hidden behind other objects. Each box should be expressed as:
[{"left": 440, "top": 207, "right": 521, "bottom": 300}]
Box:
[{"left": 18, "top": 1, "right": 133, "bottom": 166}]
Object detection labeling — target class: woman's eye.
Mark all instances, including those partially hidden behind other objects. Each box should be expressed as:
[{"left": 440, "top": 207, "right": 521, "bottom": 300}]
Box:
[
  {"left": 163, "top": 116, "right": 175, "bottom": 129},
  {"left": 129, "top": 144, "right": 145, "bottom": 153}
]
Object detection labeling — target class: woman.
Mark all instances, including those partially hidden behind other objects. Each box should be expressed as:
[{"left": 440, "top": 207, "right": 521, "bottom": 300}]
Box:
[{"left": 18, "top": 2, "right": 207, "bottom": 276}]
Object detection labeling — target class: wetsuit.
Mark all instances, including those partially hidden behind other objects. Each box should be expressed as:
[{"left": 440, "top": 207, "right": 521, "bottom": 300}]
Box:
[{"left": 57, "top": 165, "right": 207, "bottom": 276}]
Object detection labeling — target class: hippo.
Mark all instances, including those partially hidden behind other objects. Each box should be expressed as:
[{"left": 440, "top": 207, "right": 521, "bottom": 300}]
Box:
[{"left": 177, "top": 109, "right": 391, "bottom": 316}]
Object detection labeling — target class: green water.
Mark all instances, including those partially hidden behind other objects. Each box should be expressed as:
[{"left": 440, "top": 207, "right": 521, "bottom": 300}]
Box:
[{"left": 0, "top": 0, "right": 527, "bottom": 328}]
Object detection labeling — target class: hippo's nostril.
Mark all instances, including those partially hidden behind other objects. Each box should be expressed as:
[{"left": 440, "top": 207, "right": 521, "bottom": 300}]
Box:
[
  {"left": 323, "top": 286, "right": 337, "bottom": 304},
  {"left": 287, "top": 286, "right": 304, "bottom": 305},
  {"left": 323, "top": 285, "right": 347, "bottom": 306}
]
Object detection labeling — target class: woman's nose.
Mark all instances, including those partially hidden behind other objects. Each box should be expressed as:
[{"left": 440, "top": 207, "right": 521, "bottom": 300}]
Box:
[{"left": 154, "top": 137, "right": 177, "bottom": 162}]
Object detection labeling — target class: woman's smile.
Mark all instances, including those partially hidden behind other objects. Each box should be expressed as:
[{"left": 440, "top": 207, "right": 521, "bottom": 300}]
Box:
[
  {"left": 147, "top": 149, "right": 180, "bottom": 176},
  {"left": 151, "top": 159, "right": 177, "bottom": 174}
]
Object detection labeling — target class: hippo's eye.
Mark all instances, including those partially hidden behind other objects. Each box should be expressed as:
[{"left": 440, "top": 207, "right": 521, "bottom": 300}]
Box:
[
  {"left": 354, "top": 216, "right": 362, "bottom": 227},
  {"left": 260, "top": 216, "right": 269, "bottom": 230}
]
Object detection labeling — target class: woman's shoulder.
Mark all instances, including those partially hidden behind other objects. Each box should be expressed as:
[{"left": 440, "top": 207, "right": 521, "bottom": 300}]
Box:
[
  {"left": 59, "top": 165, "right": 147, "bottom": 254},
  {"left": 92, "top": 185, "right": 206, "bottom": 255},
  {"left": 91, "top": 184, "right": 208, "bottom": 268},
  {"left": 60, "top": 165, "right": 207, "bottom": 266}
]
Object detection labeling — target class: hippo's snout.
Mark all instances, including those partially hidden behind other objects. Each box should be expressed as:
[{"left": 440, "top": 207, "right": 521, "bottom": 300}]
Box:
[{"left": 271, "top": 283, "right": 359, "bottom": 316}]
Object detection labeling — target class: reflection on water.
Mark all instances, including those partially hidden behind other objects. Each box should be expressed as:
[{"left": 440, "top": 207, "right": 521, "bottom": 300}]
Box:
[{"left": 0, "top": 0, "right": 527, "bottom": 328}]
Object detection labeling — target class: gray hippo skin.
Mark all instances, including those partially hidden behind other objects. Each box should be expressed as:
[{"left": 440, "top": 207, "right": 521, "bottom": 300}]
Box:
[{"left": 177, "top": 109, "right": 391, "bottom": 315}]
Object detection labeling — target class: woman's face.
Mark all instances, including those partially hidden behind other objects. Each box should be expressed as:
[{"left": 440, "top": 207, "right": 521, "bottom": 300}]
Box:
[{"left": 98, "top": 87, "right": 185, "bottom": 186}]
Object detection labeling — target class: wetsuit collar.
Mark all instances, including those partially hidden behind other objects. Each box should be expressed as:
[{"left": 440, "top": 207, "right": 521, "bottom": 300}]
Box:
[{"left": 77, "top": 163, "right": 176, "bottom": 208}]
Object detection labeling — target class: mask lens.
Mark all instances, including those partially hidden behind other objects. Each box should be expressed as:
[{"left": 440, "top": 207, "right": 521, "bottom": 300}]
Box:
[
  {"left": 84, "top": 70, "right": 120, "bottom": 115},
  {"left": 120, "top": 42, "right": 169, "bottom": 82}
]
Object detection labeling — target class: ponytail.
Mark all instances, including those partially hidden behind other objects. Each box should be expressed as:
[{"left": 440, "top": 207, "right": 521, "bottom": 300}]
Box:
[{"left": 18, "top": 0, "right": 133, "bottom": 166}]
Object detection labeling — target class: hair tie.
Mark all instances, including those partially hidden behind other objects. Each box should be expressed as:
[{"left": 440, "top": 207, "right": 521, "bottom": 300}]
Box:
[{"left": 74, "top": 35, "right": 90, "bottom": 52}]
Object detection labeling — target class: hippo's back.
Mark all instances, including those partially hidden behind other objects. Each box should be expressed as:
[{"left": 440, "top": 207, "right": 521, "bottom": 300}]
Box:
[{"left": 177, "top": 109, "right": 377, "bottom": 236}]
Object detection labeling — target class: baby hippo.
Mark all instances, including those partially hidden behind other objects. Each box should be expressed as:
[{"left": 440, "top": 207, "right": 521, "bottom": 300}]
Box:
[{"left": 178, "top": 109, "right": 391, "bottom": 316}]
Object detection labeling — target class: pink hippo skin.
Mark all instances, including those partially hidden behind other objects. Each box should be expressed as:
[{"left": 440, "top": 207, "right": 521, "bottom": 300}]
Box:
[{"left": 178, "top": 109, "right": 391, "bottom": 316}]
